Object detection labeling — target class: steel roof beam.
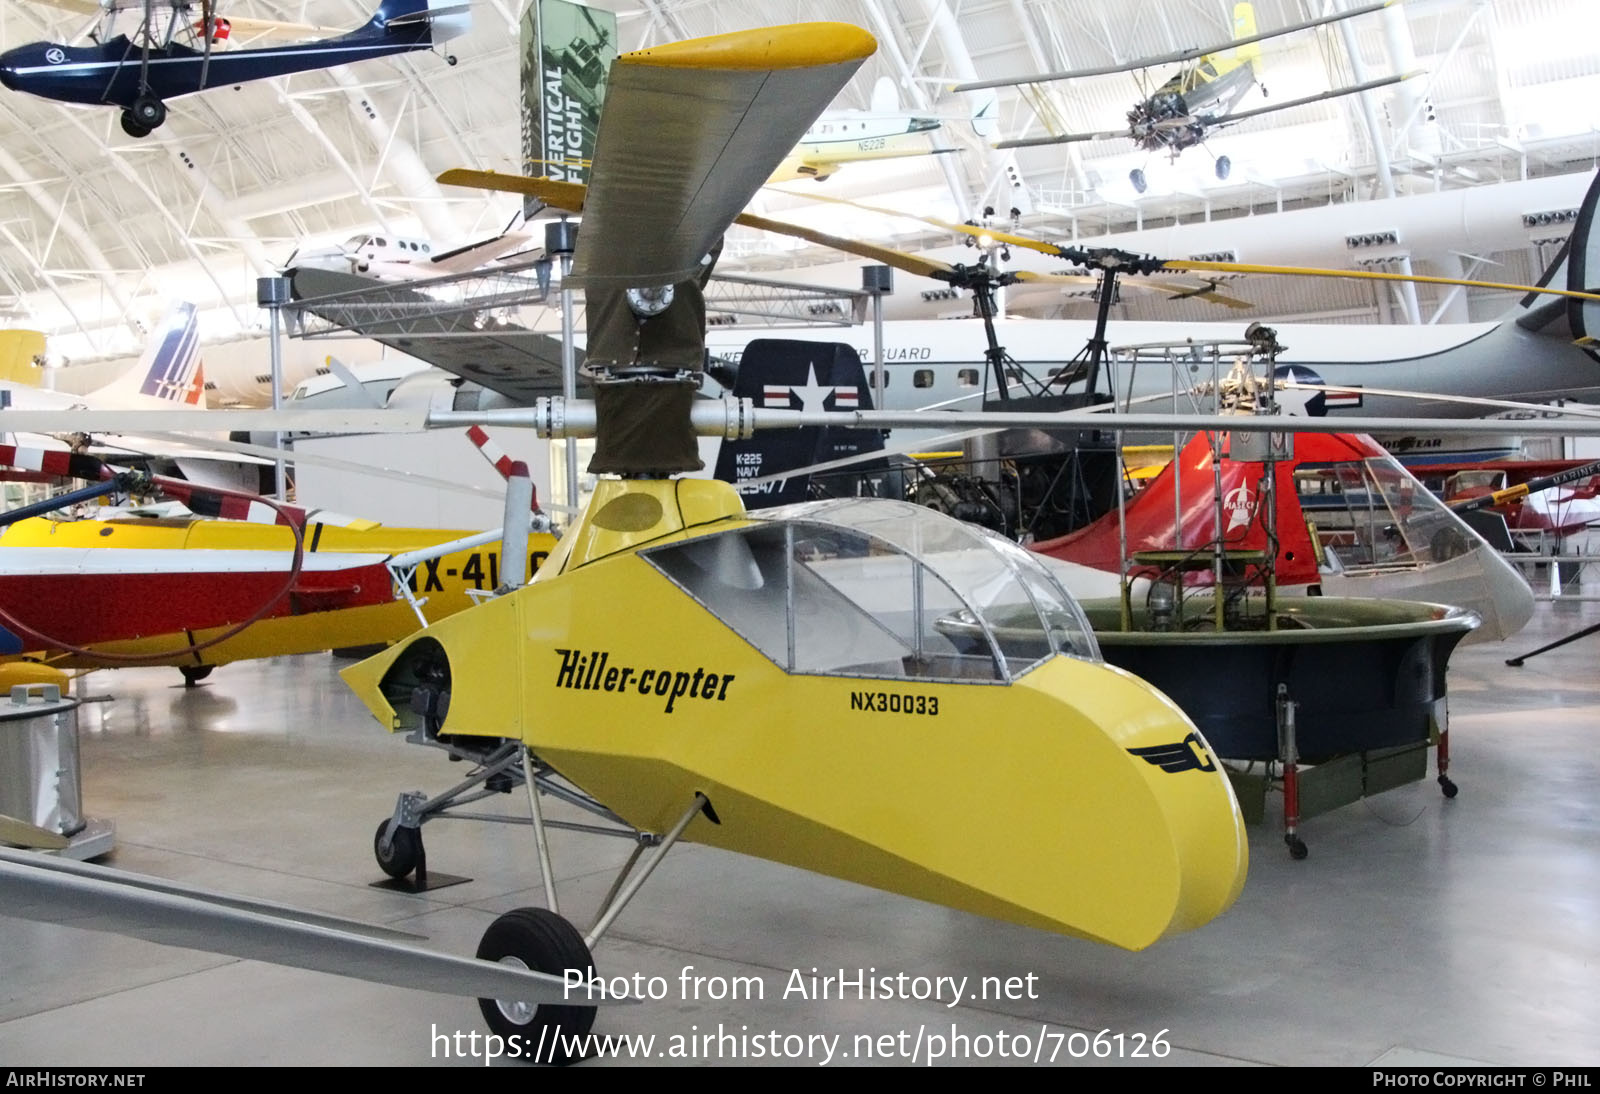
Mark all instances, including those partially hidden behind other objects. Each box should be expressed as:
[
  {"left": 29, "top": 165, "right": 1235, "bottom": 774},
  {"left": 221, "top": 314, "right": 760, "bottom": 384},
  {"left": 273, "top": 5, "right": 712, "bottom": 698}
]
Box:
[{"left": 0, "top": 128, "right": 137, "bottom": 340}]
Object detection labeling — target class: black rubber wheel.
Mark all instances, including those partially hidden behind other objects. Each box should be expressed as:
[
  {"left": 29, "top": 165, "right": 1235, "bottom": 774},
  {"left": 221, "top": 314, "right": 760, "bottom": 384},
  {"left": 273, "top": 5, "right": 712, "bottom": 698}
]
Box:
[
  {"left": 1215, "top": 154, "right": 1232, "bottom": 180},
  {"left": 1438, "top": 774, "right": 1459, "bottom": 799},
  {"left": 119, "top": 111, "right": 152, "bottom": 139},
  {"left": 180, "top": 665, "right": 213, "bottom": 687},
  {"left": 130, "top": 95, "right": 166, "bottom": 129},
  {"left": 1287, "top": 835, "right": 1309, "bottom": 861},
  {"left": 373, "top": 819, "right": 421, "bottom": 879},
  {"left": 1129, "top": 168, "right": 1148, "bottom": 194},
  {"left": 476, "top": 908, "right": 597, "bottom": 1064}
]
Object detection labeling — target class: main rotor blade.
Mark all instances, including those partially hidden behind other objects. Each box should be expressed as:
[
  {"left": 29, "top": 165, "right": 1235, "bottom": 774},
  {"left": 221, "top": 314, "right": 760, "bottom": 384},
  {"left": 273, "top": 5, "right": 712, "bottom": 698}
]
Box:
[
  {"left": 6, "top": 851, "right": 424, "bottom": 941},
  {"left": 768, "top": 189, "right": 1252, "bottom": 307},
  {"left": 730, "top": 383, "right": 1600, "bottom": 489},
  {"left": 735, "top": 212, "right": 959, "bottom": 281},
  {"left": 438, "top": 169, "right": 587, "bottom": 213},
  {"left": 570, "top": 22, "right": 877, "bottom": 286},
  {"left": 953, "top": 0, "right": 1396, "bottom": 91},
  {"left": 1163, "top": 258, "right": 1600, "bottom": 305},
  {"left": 831, "top": 213, "right": 1600, "bottom": 307},
  {"left": 0, "top": 410, "right": 426, "bottom": 433},
  {"left": 0, "top": 849, "right": 620, "bottom": 1003},
  {"left": 0, "top": 815, "right": 69, "bottom": 851}
]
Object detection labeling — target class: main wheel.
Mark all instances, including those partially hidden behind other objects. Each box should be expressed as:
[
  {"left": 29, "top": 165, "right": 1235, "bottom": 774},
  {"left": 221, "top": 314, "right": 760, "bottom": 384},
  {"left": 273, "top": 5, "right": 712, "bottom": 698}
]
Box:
[
  {"left": 373, "top": 819, "right": 421, "bottom": 879},
  {"left": 119, "top": 111, "right": 152, "bottom": 139},
  {"left": 1129, "top": 168, "right": 1148, "bottom": 194},
  {"left": 477, "top": 908, "right": 597, "bottom": 1065},
  {"left": 130, "top": 95, "right": 166, "bottom": 130},
  {"left": 1215, "top": 155, "right": 1232, "bottom": 180}
]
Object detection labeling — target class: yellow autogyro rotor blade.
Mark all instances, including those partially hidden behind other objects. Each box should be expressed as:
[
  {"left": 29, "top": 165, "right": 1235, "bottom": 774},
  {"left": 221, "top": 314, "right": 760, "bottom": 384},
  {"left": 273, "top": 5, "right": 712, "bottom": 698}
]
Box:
[
  {"left": 439, "top": 170, "right": 957, "bottom": 281},
  {"left": 767, "top": 188, "right": 1251, "bottom": 307},
  {"left": 867, "top": 214, "right": 1600, "bottom": 306},
  {"left": 1160, "top": 258, "right": 1600, "bottom": 305},
  {"left": 444, "top": 167, "right": 1600, "bottom": 307}
]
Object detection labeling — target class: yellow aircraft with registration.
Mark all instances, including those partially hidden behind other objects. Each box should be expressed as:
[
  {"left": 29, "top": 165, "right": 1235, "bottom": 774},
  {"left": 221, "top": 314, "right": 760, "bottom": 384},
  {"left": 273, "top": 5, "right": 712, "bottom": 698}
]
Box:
[
  {"left": 0, "top": 434, "right": 556, "bottom": 684},
  {"left": 340, "top": 20, "right": 1248, "bottom": 1064},
  {"left": 0, "top": 514, "right": 556, "bottom": 678}
]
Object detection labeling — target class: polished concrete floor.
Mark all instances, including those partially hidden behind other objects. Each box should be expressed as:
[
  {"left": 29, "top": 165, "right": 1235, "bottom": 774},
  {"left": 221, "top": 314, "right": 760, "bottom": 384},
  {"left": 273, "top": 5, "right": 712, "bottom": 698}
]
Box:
[{"left": 1, "top": 598, "right": 1597, "bottom": 1067}]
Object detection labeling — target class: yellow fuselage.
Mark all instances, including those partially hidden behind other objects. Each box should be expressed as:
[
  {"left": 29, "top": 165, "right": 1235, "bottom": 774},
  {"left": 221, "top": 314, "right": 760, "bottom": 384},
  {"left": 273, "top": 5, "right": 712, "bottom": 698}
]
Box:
[{"left": 344, "top": 479, "right": 1248, "bottom": 950}]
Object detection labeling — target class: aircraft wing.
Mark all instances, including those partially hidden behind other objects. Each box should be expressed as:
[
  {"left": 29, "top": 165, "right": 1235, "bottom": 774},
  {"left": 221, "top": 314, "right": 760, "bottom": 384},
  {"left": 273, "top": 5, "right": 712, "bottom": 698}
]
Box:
[
  {"left": 954, "top": 0, "right": 1396, "bottom": 92},
  {"left": 288, "top": 266, "right": 580, "bottom": 404},
  {"left": 768, "top": 146, "right": 958, "bottom": 183},
  {"left": 995, "top": 126, "right": 1134, "bottom": 150},
  {"left": 1210, "top": 72, "right": 1417, "bottom": 128},
  {"left": 426, "top": 231, "right": 535, "bottom": 276}
]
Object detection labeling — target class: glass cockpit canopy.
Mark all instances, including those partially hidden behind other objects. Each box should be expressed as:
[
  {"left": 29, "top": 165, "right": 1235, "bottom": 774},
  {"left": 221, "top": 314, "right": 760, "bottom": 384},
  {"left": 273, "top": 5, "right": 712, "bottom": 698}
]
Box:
[
  {"left": 642, "top": 498, "right": 1099, "bottom": 684},
  {"left": 1293, "top": 437, "right": 1491, "bottom": 571}
]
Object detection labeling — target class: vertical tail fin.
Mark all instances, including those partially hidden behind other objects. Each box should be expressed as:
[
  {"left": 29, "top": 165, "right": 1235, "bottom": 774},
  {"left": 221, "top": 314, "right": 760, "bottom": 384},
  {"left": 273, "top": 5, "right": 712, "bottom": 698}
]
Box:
[
  {"left": 96, "top": 302, "right": 205, "bottom": 409},
  {"left": 711, "top": 339, "right": 887, "bottom": 509},
  {"left": 1513, "top": 170, "right": 1600, "bottom": 355}
]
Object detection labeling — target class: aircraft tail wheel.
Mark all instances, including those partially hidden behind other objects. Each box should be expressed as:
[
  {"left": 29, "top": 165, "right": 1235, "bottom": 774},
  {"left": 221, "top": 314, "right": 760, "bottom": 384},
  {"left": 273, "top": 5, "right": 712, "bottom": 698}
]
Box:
[
  {"left": 373, "top": 818, "right": 422, "bottom": 879},
  {"left": 130, "top": 95, "right": 166, "bottom": 130},
  {"left": 1286, "top": 834, "right": 1309, "bottom": 860},
  {"left": 1438, "top": 774, "right": 1459, "bottom": 799},
  {"left": 1215, "top": 155, "right": 1232, "bottom": 181},
  {"left": 180, "top": 665, "right": 213, "bottom": 687},
  {"left": 1129, "top": 168, "right": 1148, "bottom": 194},
  {"left": 446, "top": 54, "right": 458, "bottom": 66},
  {"left": 477, "top": 907, "right": 597, "bottom": 1064},
  {"left": 119, "top": 111, "right": 152, "bottom": 139}
]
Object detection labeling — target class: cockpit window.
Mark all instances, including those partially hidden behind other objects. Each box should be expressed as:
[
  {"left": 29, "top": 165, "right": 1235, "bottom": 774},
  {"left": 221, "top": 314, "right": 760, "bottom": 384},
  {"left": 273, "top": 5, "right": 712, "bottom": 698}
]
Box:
[
  {"left": 1296, "top": 447, "right": 1488, "bottom": 568},
  {"left": 643, "top": 500, "right": 1099, "bottom": 683}
]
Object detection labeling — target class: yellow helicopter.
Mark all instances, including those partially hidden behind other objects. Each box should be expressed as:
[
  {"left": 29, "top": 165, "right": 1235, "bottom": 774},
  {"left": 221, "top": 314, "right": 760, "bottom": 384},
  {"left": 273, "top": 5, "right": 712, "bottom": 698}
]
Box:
[{"left": 339, "top": 20, "right": 1249, "bottom": 1062}]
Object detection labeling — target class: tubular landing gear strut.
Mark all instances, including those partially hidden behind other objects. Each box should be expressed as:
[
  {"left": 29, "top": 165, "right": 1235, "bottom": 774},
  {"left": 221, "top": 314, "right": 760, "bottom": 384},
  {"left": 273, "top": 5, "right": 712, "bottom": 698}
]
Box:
[
  {"left": 372, "top": 742, "right": 712, "bottom": 1065},
  {"left": 1267, "top": 686, "right": 1459, "bottom": 860}
]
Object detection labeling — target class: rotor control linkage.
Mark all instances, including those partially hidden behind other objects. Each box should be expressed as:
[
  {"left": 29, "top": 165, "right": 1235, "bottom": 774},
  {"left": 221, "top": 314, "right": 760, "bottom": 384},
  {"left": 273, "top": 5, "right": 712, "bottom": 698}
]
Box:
[{"left": 0, "top": 470, "right": 149, "bottom": 529}]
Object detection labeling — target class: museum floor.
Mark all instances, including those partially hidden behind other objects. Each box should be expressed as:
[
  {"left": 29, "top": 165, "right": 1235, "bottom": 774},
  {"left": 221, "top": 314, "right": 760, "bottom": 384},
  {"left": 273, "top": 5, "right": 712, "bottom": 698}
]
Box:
[{"left": 1, "top": 597, "right": 1597, "bottom": 1067}]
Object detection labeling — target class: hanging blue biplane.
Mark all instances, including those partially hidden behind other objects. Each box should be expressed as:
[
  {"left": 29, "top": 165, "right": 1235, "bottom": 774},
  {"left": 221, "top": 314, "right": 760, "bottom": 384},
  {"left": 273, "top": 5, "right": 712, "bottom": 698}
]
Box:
[{"left": 0, "top": 0, "right": 468, "bottom": 137}]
